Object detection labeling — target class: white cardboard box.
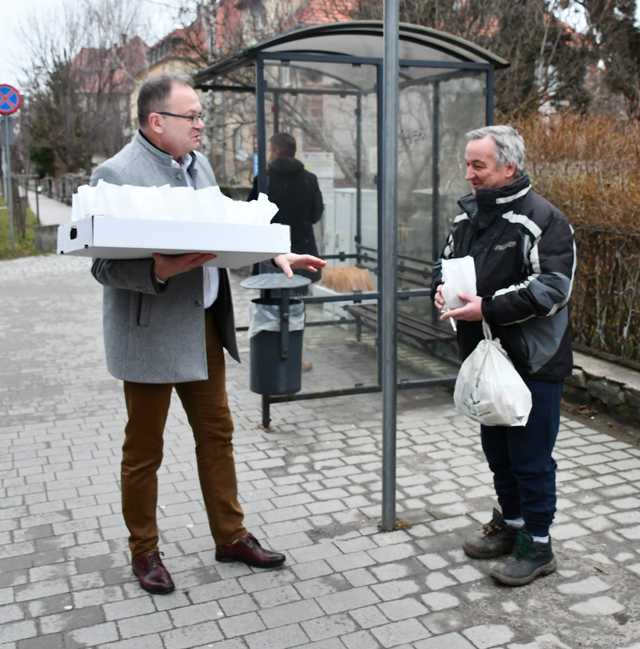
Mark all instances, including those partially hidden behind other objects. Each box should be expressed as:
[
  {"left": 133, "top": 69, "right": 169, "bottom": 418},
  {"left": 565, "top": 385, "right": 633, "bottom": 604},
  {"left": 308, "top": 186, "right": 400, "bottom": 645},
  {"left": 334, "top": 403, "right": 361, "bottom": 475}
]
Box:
[{"left": 57, "top": 216, "right": 290, "bottom": 268}]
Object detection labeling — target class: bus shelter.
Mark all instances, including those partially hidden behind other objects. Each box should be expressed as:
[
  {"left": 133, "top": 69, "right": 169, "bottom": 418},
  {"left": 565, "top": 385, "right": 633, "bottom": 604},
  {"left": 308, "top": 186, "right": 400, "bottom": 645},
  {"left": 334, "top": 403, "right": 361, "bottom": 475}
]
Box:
[{"left": 195, "top": 21, "right": 508, "bottom": 427}]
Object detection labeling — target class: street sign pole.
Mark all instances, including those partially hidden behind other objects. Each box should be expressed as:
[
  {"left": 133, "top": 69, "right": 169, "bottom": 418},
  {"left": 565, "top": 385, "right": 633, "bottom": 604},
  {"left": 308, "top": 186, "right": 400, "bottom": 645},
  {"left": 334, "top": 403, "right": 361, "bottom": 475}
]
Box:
[
  {"left": 0, "top": 84, "right": 24, "bottom": 249},
  {"left": 1, "top": 117, "right": 8, "bottom": 203},
  {"left": 2, "top": 115, "right": 15, "bottom": 247},
  {"left": 1, "top": 117, "right": 7, "bottom": 202}
]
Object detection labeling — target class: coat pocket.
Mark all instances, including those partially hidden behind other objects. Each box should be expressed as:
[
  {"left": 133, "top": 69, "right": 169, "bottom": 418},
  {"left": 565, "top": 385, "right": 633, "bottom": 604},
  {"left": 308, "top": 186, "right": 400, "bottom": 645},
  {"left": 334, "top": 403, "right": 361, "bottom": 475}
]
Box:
[{"left": 136, "top": 293, "right": 152, "bottom": 327}]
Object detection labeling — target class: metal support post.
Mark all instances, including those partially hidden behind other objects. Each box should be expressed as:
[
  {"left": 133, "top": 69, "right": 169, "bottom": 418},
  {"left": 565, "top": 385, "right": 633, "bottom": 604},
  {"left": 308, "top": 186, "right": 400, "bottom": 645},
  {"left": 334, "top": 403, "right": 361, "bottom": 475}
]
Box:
[
  {"left": 431, "top": 81, "right": 441, "bottom": 267},
  {"left": 355, "top": 93, "right": 363, "bottom": 265},
  {"left": 430, "top": 82, "right": 441, "bottom": 326},
  {"left": 375, "top": 65, "right": 384, "bottom": 389},
  {"left": 1, "top": 125, "right": 7, "bottom": 201},
  {"left": 261, "top": 395, "right": 271, "bottom": 429},
  {"left": 255, "top": 57, "right": 268, "bottom": 193},
  {"left": 35, "top": 178, "right": 40, "bottom": 224},
  {"left": 279, "top": 293, "right": 289, "bottom": 360},
  {"left": 2, "top": 115, "right": 15, "bottom": 248},
  {"left": 273, "top": 91, "right": 280, "bottom": 134},
  {"left": 381, "top": 0, "right": 399, "bottom": 532},
  {"left": 486, "top": 67, "right": 495, "bottom": 124},
  {"left": 256, "top": 59, "right": 272, "bottom": 432}
]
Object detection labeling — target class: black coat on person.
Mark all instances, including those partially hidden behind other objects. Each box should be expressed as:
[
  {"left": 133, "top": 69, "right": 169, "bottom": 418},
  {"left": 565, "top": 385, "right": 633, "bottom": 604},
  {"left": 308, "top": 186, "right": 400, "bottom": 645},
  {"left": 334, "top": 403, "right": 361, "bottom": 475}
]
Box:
[
  {"left": 431, "top": 175, "right": 576, "bottom": 383},
  {"left": 250, "top": 157, "right": 324, "bottom": 281}
]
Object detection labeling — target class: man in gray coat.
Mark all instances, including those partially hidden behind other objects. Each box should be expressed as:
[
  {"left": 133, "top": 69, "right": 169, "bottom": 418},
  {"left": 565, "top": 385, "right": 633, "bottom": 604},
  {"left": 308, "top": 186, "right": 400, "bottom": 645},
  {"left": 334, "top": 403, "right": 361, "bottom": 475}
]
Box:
[{"left": 91, "top": 74, "right": 325, "bottom": 595}]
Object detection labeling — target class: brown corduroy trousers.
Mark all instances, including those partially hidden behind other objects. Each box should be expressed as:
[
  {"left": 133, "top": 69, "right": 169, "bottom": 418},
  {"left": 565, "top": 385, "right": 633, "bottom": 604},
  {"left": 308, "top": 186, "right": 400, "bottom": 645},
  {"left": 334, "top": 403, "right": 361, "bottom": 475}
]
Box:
[{"left": 121, "top": 310, "right": 246, "bottom": 558}]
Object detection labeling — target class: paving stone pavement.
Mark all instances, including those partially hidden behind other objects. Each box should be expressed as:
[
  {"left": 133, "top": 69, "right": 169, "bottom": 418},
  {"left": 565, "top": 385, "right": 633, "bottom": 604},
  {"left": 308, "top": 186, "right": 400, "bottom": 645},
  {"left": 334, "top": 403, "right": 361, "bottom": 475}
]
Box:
[{"left": 1, "top": 254, "right": 639, "bottom": 649}]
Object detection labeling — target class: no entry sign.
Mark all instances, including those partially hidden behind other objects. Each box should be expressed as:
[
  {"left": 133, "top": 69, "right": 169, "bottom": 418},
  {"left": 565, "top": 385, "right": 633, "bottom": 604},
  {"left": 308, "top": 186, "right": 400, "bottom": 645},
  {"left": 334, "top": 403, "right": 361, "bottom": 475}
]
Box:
[{"left": 0, "top": 84, "right": 23, "bottom": 115}]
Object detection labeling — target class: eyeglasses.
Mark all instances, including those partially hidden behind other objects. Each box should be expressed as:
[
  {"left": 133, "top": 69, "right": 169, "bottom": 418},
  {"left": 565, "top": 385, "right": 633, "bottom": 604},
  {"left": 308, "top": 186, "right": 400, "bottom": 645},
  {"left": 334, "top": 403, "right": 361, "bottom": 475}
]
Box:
[{"left": 156, "top": 111, "right": 204, "bottom": 124}]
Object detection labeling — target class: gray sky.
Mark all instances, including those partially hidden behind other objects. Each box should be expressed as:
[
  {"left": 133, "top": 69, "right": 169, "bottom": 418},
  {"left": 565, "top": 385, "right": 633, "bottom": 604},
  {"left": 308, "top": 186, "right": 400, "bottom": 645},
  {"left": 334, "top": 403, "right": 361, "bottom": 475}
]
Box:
[{"left": 0, "top": 0, "right": 186, "bottom": 90}]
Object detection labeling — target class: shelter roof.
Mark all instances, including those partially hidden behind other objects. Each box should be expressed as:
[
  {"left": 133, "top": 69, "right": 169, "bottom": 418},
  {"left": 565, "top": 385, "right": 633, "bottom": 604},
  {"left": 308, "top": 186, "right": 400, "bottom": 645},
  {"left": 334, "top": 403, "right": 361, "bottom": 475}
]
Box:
[{"left": 195, "top": 20, "right": 508, "bottom": 89}]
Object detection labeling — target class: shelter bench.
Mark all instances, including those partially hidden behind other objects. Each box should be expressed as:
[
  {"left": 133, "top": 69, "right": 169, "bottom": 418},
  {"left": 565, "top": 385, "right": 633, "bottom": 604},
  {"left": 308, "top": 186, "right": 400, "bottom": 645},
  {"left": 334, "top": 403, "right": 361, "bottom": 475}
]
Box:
[{"left": 342, "top": 303, "right": 458, "bottom": 362}]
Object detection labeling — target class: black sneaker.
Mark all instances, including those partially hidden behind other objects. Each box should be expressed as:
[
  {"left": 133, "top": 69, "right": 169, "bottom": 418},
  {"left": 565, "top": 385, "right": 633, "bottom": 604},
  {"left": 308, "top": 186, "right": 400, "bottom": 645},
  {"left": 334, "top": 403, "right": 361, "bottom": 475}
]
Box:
[
  {"left": 463, "top": 508, "right": 518, "bottom": 559},
  {"left": 490, "top": 529, "right": 556, "bottom": 586}
]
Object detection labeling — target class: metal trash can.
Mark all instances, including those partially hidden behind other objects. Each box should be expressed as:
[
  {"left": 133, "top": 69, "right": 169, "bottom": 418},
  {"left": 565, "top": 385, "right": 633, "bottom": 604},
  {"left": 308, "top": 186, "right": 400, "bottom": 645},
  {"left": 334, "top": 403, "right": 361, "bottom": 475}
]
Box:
[{"left": 241, "top": 273, "right": 311, "bottom": 395}]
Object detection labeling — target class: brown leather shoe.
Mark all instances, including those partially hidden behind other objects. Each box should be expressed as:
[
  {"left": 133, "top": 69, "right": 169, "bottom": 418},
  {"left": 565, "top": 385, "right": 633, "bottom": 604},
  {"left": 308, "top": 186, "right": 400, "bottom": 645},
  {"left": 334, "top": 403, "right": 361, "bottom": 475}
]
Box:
[
  {"left": 216, "top": 533, "right": 286, "bottom": 569},
  {"left": 132, "top": 550, "right": 175, "bottom": 594}
]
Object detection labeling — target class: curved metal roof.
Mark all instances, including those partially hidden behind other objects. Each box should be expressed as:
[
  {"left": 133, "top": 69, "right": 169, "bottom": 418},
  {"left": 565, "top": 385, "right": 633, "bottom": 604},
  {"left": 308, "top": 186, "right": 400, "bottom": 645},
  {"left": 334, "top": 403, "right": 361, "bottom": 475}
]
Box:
[{"left": 195, "top": 20, "right": 509, "bottom": 88}]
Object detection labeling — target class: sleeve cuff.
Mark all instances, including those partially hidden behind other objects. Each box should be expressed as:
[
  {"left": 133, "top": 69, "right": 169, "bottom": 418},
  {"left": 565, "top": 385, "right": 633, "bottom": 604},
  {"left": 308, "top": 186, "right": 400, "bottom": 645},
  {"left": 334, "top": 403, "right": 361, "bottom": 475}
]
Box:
[
  {"left": 150, "top": 262, "right": 169, "bottom": 293},
  {"left": 481, "top": 296, "right": 494, "bottom": 323}
]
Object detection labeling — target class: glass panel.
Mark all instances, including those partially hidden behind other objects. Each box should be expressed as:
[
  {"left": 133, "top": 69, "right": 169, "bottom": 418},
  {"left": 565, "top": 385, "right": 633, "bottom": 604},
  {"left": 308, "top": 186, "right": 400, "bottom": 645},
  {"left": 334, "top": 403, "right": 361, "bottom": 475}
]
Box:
[
  {"left": 395, "top": 70, "right": 486, "bottom": 279},
  {"left": 257, "top": 62, "right": 381, "bottom": 391},
  {"left": 261, "top": 62, "right": 379, "bottom": 270},
  {"left": 204, "top": 88, "right": 257, "bottom": 195},
  {"left": 394, "top": 70, "right": 487, "bottom": 378},
  {"left": 208, "top": 61, "right": 491, "bottom": 392},
  {"left": 438, "top": 73, "right": 487, "bottom": 244}
]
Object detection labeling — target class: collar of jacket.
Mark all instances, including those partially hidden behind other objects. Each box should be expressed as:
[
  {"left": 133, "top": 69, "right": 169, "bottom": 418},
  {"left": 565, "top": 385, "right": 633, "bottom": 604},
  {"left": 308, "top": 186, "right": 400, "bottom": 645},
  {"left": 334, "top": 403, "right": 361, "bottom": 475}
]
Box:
[
  {"left": 268, "top": 157, "right": 305, "bottom": 175},
  {"left": 135, "top": 130, "right": 196, "bottom": 174},
  {"left": 458, "top": 175, "right": 531, "bottom": 229}
]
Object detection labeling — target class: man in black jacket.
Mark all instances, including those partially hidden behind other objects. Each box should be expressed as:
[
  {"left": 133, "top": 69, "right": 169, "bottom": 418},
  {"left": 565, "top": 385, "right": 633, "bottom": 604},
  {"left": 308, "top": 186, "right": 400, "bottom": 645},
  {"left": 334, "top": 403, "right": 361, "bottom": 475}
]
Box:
[
  {"left": 249, "top": 132, "right": 324, "bottom": 283},
  {"left": 432, "top": 125, "right": 576, "bottom": 587}
]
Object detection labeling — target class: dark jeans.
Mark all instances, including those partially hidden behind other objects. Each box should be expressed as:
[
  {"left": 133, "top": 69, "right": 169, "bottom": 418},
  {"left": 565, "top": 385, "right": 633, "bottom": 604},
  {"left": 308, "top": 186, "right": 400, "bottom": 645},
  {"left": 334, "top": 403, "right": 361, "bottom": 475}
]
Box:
[{"left": 481, "top": 380, "right": 563, "bottom": 537}]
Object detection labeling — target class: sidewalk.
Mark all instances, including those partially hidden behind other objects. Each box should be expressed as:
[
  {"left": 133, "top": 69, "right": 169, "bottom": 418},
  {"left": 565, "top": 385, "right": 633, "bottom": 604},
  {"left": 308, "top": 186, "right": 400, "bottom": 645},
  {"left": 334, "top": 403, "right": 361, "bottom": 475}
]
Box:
[
  {"left": 26, "top": 190, "right": 71, "bottom": 226},
  {"left": 1, "top": 254, "right": 639, "bottom": 649}
]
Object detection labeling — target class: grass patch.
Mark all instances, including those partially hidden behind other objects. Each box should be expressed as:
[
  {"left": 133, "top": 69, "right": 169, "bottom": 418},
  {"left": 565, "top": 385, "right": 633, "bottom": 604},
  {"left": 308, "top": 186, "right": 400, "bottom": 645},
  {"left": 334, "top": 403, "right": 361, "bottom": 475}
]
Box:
[{"left": 0, "top": 197, "right": 41, "bottom": 259}]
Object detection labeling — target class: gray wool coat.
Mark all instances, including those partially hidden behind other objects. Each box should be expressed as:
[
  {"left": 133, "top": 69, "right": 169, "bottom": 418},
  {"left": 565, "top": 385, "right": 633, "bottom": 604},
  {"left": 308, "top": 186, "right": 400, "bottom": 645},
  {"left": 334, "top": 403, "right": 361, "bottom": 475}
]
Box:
[{"left": 90, "top": 132, "right": 239, "bottom": 383}]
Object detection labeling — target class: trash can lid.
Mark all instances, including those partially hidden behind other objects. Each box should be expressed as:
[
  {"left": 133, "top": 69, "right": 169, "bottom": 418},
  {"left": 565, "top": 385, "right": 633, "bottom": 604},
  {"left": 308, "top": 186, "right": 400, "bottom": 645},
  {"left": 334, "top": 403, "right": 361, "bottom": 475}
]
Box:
[{"left": 240, "top": 273, "right": 311, "bottom": 290}]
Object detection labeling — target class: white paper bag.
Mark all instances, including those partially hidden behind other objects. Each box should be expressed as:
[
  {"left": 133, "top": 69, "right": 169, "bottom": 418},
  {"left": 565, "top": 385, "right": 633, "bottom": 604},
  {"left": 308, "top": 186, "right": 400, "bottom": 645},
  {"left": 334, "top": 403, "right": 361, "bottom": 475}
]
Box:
[
  {"left": 454, "top": 322, "right": 532, "bottom": 427},
  {"left": 442, "top": 256, "right": 477, "bottom": 310}
]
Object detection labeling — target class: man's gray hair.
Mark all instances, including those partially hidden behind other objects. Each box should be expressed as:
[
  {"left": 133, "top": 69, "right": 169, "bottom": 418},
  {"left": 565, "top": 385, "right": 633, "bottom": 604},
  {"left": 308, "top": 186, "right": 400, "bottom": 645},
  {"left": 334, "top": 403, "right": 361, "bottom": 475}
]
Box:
[
  {"left": 137, "top": 74, "right": 194, "bottom": 128},
  {"left": 465, "top": 125, "right": 525, "bottom": 175}
]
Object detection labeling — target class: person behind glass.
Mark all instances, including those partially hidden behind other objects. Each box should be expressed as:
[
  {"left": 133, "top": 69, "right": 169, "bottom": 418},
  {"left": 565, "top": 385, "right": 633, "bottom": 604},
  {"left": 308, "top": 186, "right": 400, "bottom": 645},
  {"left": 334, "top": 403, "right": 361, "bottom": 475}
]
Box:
[
  {"left": 90, "top": 75, "right": 325, "bottom": 595},
  {"left": 249, "top": 132, "right": 324, "bottom": 370},
  {"left": 249, "top": 132, "right": 324, "bottom": 284},
  {"left": 432, "top": 125, "right": 576, "bottom": 587}
]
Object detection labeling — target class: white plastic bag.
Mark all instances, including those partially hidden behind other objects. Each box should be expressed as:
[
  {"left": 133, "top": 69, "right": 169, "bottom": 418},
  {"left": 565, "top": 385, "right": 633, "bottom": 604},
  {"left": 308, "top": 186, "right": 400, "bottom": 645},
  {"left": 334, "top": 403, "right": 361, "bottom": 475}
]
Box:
[
  {"left": 454, "top": 322, "right": 532, "bottom": 427},
  {"left": 248, "top": 301, "right": 305, "bottom": 338}
]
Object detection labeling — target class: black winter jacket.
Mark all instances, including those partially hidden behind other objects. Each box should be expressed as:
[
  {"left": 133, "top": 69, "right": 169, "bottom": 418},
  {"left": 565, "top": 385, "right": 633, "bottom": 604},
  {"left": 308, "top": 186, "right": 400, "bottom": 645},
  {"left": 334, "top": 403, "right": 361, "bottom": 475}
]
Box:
[
  {"left": 250, "top": 157, "right": 324, "bottom": 281},
  {"left": 432, "top": 175, "right": 576, "bottom": 382}
]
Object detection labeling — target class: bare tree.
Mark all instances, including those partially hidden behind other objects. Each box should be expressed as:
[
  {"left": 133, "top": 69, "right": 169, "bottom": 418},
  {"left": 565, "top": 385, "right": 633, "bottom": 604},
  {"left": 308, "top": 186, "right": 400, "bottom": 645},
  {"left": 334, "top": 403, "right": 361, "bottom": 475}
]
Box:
[
  {"left": 575, "top": 0, "right": 640, "bottom": 119},
  {"left": 339, "top": 0, "right": 592, "bottom": 116},
  {"left": 18, "top": 0, "right": 149, "bottom": 175},
  {"left": 157, "top": 0, "right": 594, "bottom": 191}
]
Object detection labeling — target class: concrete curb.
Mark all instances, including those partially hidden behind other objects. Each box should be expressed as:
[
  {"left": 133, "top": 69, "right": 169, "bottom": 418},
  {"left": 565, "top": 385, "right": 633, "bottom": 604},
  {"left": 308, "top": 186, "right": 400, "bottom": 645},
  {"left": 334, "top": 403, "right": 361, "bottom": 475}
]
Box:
[{"left": 565, "top": 352, "right": 640, "bottom": 427}]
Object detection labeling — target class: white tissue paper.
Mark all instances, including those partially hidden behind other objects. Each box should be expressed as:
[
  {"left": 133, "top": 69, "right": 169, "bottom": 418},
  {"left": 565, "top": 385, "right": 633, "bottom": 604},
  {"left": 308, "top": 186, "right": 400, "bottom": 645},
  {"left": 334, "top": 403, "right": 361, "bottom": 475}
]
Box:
[
  {"left": 71, "top": 180, "right": 279, "bottom": 226},
  {"left": 441, "top": 256, "right": 477, "bottom": 310},
  {"left": 61, "top": 180, "right": 289, "bottom": 268}
]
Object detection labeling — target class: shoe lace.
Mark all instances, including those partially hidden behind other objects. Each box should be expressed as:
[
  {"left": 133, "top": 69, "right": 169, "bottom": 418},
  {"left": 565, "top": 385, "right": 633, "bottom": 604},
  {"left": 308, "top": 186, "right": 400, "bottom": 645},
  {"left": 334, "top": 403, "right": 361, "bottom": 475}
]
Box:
[
  {"left": 147, "top": 551, "right": 164, "bottom": 568},
  {"left": 481, "top": 519, "right": 504, "bottom": 537},
  {"left": 244, "top": 533, "right": 261, "bottom": 548}
]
